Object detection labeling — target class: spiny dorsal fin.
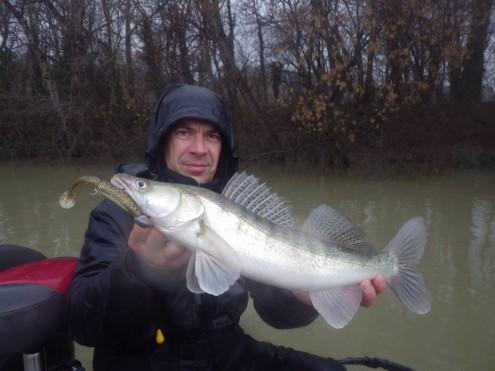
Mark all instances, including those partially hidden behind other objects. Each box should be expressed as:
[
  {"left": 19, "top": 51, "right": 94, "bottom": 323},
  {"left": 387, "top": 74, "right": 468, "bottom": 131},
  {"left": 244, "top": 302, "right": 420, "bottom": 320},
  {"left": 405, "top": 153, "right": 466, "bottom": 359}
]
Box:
[
  {"left": 222, "top": 172, "right": 294, "bottom": 227},
  {"left": 302, "top": 205, "right": 375, "bottom": 254}
]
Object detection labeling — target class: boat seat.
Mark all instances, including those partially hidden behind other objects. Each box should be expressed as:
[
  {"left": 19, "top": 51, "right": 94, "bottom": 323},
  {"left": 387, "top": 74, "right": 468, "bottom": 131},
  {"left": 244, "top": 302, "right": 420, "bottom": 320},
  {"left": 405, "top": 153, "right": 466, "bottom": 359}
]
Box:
[{"left": 0, "top": 251, "right": 78, "bottom": 357}]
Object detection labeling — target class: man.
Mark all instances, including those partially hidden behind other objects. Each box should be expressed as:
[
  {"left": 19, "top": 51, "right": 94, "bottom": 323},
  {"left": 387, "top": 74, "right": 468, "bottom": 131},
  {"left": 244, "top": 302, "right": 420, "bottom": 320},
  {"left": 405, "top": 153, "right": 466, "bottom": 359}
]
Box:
[{"left": 66, "top": 84, "right": 384, "bottom": 370}]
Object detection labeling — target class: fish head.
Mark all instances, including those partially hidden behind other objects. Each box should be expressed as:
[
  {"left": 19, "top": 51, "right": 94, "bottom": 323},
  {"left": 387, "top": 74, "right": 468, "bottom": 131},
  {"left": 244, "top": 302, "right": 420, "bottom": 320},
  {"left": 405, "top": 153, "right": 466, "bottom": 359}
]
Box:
[{"left": 111, "top": 173, "right": 181, "bottom": 219}]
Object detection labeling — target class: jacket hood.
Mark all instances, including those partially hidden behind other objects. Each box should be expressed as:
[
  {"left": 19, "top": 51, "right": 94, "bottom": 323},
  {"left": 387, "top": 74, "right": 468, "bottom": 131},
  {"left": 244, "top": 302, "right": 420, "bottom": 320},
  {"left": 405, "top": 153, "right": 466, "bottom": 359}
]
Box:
[{"left": 144, "top": 84, "right": 239, "bottom": 191}]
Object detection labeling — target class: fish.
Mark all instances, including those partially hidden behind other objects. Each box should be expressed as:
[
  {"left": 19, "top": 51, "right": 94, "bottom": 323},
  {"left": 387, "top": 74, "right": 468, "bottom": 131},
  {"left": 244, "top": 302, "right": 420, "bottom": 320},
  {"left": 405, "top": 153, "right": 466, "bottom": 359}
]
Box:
[
  {"left": 59, "top": 175, "right": 143, "bottom": 218},
  {"left": 107, "top": 172, "right": 432, "bottom": 329}
]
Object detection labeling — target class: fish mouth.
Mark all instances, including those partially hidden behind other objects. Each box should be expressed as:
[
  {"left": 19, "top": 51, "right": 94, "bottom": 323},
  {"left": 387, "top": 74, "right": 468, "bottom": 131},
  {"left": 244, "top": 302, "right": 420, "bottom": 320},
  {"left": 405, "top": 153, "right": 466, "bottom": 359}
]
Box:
[
  {"left": 111, "top": 174, "right": 147, "bottom": 218},
  {"left": 110, "top": 174, "right": 132, "bottom": 195}
]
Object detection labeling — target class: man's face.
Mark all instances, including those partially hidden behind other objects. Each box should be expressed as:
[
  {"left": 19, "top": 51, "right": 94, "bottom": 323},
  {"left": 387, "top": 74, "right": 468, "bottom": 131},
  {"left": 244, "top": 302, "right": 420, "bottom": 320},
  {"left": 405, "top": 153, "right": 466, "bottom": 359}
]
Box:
[{"left": 164, "top": 120, "right": 222, "bottom": 184}]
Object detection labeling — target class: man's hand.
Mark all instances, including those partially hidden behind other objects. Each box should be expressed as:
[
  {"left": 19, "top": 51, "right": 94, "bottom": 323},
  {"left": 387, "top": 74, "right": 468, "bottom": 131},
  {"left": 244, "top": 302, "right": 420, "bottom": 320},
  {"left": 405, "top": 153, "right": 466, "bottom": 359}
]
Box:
[
  {"left": 128, "top": 224, "right": 191, "bottom": 270},
  {"left": 293, "top": 275, "right": 387, "bottom": 307}
]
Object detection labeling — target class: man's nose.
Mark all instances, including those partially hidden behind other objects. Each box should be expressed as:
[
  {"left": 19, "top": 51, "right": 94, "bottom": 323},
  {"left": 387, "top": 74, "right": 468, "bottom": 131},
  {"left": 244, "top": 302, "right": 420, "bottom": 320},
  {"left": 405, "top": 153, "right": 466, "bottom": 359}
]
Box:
[{"left": 189, "top": 134, "right": 207, "bottom": 154}]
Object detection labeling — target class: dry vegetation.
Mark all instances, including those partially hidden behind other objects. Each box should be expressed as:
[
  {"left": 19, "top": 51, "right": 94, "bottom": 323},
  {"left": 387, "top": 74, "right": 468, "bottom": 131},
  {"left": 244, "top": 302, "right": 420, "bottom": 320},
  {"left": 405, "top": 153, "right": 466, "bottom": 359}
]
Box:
[{"left": 0, "top": 0, "right": 494, "bottom": 170}]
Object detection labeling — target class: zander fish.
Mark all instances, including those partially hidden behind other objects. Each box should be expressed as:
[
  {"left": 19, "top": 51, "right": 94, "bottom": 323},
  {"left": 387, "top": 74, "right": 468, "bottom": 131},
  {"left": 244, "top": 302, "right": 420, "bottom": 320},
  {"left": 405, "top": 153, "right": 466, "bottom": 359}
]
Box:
[{"left": 108, "top": 172, "right": 431, "bottom": 329}]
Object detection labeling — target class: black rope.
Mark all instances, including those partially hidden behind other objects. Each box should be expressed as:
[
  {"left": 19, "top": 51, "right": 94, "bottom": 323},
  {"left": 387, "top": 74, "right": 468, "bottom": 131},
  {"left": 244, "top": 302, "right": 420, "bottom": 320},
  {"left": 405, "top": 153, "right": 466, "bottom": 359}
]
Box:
[{"left": 339, "top": 356, "right": 414, "bottom": 371}]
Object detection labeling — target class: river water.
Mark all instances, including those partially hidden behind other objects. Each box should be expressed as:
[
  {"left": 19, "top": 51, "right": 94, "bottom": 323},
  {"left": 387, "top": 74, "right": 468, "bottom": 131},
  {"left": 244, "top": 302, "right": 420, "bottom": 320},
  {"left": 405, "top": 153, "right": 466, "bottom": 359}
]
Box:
[{"left": 1, "top": 160, "right": 494, "bottom": 370}]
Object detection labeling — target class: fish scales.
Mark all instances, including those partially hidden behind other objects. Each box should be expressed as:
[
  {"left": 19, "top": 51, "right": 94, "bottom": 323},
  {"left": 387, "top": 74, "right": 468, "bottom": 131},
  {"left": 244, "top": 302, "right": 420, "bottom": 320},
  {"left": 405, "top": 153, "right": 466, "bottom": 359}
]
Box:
[{"left": 177, "top": 186, "right": 395, "bottom": 291}]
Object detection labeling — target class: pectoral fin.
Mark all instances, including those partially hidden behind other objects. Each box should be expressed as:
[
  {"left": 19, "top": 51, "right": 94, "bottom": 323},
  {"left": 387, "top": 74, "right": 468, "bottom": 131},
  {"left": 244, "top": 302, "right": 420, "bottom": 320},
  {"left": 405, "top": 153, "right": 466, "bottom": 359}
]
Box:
[
  {"left": 186, "top": 254, "right": 203, "bottom": 293},
  {"left": 309, "top": 285, "right": 362, "bottom": 329},
  {"left": 185, "top": 224, "right": 241, "bottom": 296},
  {"left": 194, "top": 250, "right": 240, "bottom": 295}
]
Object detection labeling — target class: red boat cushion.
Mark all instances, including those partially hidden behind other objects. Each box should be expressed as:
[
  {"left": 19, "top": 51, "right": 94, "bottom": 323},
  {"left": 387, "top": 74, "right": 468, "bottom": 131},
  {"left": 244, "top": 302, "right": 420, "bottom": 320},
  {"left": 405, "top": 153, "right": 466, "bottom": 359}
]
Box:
[{"left": 0, "top": 258, "right": 78, "bottom": 356}]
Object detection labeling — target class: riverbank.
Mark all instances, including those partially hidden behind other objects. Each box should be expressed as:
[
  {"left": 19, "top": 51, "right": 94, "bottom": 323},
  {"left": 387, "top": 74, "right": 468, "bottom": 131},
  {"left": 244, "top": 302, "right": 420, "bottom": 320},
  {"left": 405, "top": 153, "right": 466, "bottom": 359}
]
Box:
[
  {"left": 348, "top": 102, "right": 495, "bottom": 173},
  {"left": 2, "top": 102, "right": 494, "bottom": 174},
  {"left": 238, "top": 102, "right": 495, "bottom": 174}
]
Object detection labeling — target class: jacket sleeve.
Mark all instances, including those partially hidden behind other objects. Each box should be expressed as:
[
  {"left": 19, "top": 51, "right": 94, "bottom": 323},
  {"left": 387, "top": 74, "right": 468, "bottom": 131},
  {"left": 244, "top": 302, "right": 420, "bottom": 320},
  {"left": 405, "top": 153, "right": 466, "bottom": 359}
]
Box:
[
  {"left": 245, "top": 279, "right": 318, "bottom": 329},
  {"left": 65, "top": 200, "right": 159, "bottom": 349}
]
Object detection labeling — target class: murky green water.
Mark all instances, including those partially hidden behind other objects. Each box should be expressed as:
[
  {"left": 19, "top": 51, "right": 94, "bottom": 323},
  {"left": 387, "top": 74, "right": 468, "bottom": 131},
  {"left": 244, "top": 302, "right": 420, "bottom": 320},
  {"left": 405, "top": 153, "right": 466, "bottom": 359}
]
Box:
[{"left": 1, "top": 161, "right": 494, "bottom": 370}]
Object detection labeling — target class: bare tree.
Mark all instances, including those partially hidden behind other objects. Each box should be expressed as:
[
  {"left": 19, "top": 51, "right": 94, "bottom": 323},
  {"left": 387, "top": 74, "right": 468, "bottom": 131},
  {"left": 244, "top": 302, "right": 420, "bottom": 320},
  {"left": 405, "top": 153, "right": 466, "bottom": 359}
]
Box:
[
  {"left": 451, "top": 0, "right": 494, "bottom": 102},
  {"left": 1, "top": 0, "right": 493, "bottom": 160}
]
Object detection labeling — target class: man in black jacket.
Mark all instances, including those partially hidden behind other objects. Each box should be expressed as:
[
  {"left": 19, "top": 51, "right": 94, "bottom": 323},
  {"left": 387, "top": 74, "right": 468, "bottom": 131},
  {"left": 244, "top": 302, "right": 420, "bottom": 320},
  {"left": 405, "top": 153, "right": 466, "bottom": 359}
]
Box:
[{"left": 66, "top": 84, "right": 384, "bottom": 371}]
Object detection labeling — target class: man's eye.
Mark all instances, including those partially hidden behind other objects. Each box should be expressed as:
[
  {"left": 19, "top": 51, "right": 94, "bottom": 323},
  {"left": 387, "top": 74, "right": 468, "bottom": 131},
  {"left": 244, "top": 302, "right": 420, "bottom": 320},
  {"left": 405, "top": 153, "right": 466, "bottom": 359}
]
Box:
[
  {"left": 209, "top": 132, "right": 221, "bottom": 141},
  {"left": 176, "top": 129, "right": 189, "bottom": 137}
]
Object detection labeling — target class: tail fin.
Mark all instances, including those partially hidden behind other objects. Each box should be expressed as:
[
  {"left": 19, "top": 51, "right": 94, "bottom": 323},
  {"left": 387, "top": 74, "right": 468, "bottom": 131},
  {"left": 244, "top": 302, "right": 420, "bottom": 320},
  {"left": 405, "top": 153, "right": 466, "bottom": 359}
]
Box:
[{"left": 385, "top": 217, "right": 432, "bottom": 314}]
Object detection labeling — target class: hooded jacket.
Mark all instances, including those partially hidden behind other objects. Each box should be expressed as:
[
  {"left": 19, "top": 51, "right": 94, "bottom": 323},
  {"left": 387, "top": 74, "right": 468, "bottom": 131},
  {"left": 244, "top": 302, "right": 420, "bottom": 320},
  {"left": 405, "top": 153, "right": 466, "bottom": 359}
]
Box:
[{"left": 65, "top": 84, "right": 318, "bottom": 370}]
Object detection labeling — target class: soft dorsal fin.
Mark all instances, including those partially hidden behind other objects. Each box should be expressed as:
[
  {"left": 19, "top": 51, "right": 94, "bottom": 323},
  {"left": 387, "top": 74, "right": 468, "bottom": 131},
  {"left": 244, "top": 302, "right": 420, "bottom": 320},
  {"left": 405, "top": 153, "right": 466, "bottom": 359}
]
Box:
[
  {"left": 222, "top": 172, "right": 294, "bottom": 227},
  {"left": 302, "top": 205, "right": 375, "bottom": 254}
]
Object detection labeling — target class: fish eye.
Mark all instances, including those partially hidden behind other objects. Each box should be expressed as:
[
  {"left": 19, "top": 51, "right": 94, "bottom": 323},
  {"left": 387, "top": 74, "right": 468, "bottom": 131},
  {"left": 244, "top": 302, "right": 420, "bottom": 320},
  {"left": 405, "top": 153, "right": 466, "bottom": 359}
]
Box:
[{"left": 136, "top": 180, "right": 148, "bottom": 189}]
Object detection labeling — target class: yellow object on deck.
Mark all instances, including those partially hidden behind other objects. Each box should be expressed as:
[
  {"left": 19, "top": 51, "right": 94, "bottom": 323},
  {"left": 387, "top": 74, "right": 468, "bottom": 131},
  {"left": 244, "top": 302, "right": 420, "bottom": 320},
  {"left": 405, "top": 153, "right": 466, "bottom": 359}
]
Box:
[{"left": 156, "top": 328, "right": 165, "bottom": 344}]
